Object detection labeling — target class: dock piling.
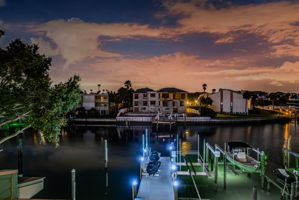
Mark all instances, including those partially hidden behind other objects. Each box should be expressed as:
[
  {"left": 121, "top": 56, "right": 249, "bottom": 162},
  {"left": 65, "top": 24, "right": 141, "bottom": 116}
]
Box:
[
  {"left": 252, "top": 185, "right": 257, "bottom": 200},
  {"left": 71, "top": 169, "right": 76, "bottom": 200},
  {"left": 132, "top": 181, "right": 137, "bottom": 200},
  {"left": 104, "top": 139, "right": 108, "bottom": 168}
]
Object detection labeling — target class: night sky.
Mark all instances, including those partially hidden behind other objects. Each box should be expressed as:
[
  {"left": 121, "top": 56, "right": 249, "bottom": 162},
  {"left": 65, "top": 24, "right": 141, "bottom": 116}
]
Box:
[{"left": 1, "top": 0, "right": 299, "bottom": 92}]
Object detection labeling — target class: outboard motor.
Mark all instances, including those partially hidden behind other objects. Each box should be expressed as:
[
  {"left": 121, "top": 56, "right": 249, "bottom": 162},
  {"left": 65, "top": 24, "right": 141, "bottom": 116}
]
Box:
[
  {"left": 146, "top": 151, "right": 161, "bottom": 176},
  {"left": 146, "top": 161, "right": 161, "bottom": 176},
  {"left": 149, "top": 151, "right": 160, "bottom": 162}
]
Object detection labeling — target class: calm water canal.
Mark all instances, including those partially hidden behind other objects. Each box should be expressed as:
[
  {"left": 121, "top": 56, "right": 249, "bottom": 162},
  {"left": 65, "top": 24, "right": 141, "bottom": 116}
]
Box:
[{"left": 0, "top": 121, "right": 299, "bottom": 199}]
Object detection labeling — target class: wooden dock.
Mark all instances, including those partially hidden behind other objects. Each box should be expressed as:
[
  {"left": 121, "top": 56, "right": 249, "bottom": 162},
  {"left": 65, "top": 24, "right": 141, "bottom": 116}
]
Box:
[{"left": 137, "top": 157, "right": 174, "bottom": 200}]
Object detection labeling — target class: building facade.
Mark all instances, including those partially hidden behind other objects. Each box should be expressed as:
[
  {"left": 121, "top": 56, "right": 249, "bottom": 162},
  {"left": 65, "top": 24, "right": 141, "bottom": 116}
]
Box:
[
  {"left": 81, "top": 91, "right": 109, "bottom": 115},
  {"left": 210, "top": 89, "right": 248, "bottom": 114},
  {"left": 158, "top": 88, "right": 187, "bottom": 114},
  {"left": 133, "top": 87, "right": 187, "bottom": 114},
  {"left": 133, "top": 88, "right": 159, "bottom": 113}
]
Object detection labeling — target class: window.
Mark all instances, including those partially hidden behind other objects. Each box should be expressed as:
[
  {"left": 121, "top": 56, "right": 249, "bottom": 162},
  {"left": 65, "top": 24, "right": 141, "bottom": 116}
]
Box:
[
  {"left": 180, "top": 101, "right": 184, "bottom": 106},
  {"left": 143, "top": 94, "right": 147, "bottom": 98},
  {"left": 150, "top": 93, "right": 156, "bottom": 98},
  {"left": 143, "top": 101, "right": 148, "bottom": 106},
  {"left": 181, "top": 93, "right": 186, "bottom": 99},
  {"left": 134, "top": 94, "right": 139, "bottom": 99},
  {"left": 163, "top": 101, "right": 168, "bottom": 107},
  {"left": 162, "top": 93, "right": 169, "bottom": 98},
  {"left": 134, "top": 101, "right": 138, "bottom": 106},
  {"left": 150, "top": 101, "right": 156, "bottom": 106},
  {"left": 173, "top": 101, "right": 176, "bottom": 107}
]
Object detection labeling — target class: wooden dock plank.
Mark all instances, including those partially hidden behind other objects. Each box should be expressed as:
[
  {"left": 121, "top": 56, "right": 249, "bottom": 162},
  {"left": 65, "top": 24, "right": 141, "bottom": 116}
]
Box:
[{"left": 137, "top": 157, "right": 174, "bottom": 200}]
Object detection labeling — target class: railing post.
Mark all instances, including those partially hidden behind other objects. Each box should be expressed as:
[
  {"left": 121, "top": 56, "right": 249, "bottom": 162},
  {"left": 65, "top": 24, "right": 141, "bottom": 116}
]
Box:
[
  {"left": 132, "top": 180, "right": 137, "bottom": 200},
  {"left": 105, "top": 139, "right": 108, "bottom": 168},
  {"left": 224, "top": 143, "right": 227, "bottom": 190},
  {"left": 71, "top": 169, "right": 76, "bottom": 200},
  {"left": 252, "top": 185, "right": 257, "bottom": 200},
  {"left": 145, "top": 129, "right": 148, "bottom": 151}
]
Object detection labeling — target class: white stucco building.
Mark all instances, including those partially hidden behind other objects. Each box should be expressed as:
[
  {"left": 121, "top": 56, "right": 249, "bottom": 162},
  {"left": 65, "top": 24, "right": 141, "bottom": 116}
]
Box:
[
  {"left": 133, "top": 88, "right": 159, "bottom": 113},
  {"left": 133, "top": 87, "right": 187, "bottom": 114},
  {"left": 210, "top": 89, "right": 248, "bottom": 114},
  {"left": 81, "top": 91, "right": 109, "bottom": 115}
]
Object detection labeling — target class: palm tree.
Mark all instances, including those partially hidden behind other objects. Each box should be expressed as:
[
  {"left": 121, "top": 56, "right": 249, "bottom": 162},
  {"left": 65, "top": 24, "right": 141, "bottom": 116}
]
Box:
[
  {"left": 124, "top": 80, "right": 132, "bottom": 89},
  {"left": 202, "top": 83, "right": 207, "bottom": 93}
]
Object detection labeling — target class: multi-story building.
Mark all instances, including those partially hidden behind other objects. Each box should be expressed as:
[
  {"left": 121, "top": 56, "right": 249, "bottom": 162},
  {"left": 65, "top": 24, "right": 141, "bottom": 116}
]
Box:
[
  {"left": 210, "top": 89, "right": 248, "bottom": 114},
  {"left": 158, "top": 88, "right": 187, "bottom": 114},
  {"left": 95, "top": 91, "right": 109, "bottom": 115},
  {"left": 133, "top": 88, "right": 159, "bottom": 113},
  {"left": 133, "top": 87, "right": 187, "bottom": 114},
  {"left": 81, "top": 90, "right": 109, "bottom": 115},
  {"left": 81, "top": 93, "right": 95, "bottom": 110}
]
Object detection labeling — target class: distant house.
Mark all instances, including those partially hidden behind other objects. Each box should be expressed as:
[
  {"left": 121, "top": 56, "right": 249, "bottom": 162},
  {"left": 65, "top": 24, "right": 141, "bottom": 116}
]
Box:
[
  {"left": 81, "top": 93, "right": 95, "bottom": 110},
  {"left": 81, "top": 90, "right": 109, "bottom": 115},
  {"left": 210, "top": 89, "right": 248, "bottom": 114},
  {"left": 133, "top": 88, "right": 159, "bottom": 113},
  {"left": 157, "top": 88, "right": 187, "bottom": 114},
  {"left": 133, "top": 87, "right": 187, "bottom": 114},
  {"left": 95, "top": 91, "right": 109, "bottom": 115}
]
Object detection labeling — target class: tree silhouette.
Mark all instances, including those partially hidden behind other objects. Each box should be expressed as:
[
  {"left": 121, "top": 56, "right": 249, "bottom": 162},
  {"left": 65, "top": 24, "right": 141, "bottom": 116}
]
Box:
[{"left": 202, "top": 83, "right": 207, "bottom": 93}]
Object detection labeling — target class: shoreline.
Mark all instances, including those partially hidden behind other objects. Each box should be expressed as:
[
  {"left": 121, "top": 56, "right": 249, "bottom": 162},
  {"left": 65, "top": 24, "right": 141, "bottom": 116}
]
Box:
[{"left": 69, "top": 116, "right": 290, "bottom": 125}]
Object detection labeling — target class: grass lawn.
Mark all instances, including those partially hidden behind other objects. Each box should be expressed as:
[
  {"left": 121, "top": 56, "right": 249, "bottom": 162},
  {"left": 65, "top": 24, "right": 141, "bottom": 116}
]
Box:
[{"left": 215, "top": 109, "right": 283, "bottom": 119}]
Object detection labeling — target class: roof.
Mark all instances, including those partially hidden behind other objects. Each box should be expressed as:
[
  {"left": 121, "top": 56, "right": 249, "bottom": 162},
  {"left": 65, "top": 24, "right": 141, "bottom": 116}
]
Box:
[
  {"left": 134, "top": 87, "right": 154, "bottom": 93},
  {"left": 228, "top": 141, "right": 251, "bottom": 148},
  {"left": 158, "top": 87, "right": 187, "bottom": 93}
]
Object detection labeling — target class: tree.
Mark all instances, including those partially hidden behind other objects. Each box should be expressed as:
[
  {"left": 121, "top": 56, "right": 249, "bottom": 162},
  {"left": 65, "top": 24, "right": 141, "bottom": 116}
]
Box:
[
  {"left": 202, "top": 83, "right": 207, "bottom": 93},
  {"left": 124, "top": 80, "right": 132, "bottom": 89},
  {"left": 0, "top": 30, "right": 4, "bottom": 38},
  {"left": 115, "top": 80, "right": 134, "bottom": 108},
  {"left": 199, "top": 96, "right": 213, "bottom": 107},
  {"left": 0, "top": 39, "right": 81, "bottom": 145}
]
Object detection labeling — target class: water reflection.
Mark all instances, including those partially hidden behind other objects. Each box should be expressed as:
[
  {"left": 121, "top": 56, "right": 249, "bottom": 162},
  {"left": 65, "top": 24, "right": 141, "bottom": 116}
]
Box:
[{"left": 0, "top": 122, "right": 299, "bottom": 199}]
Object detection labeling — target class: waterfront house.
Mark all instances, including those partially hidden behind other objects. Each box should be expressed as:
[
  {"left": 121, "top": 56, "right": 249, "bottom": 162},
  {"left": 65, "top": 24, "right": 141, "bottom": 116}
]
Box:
[
  {"left": 81, "top": 90, "right": 110, "bottom": 115},
  {"left": 133, "top": 87, "right": 187, "bottom": 114},
  {"left": 210, "top": 89, "right": 248, "bottom": 114},
  {"left": 133, "top": 88, "right": 159, "bottom": 113},
  {"left": 157, "top": 88, "right": 188, "bottom": 114}
]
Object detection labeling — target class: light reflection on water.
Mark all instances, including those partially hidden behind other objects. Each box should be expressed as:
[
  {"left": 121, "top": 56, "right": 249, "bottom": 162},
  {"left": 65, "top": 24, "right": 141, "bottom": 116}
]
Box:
[{"left": 0, "top": 121, "right": 298, "bottom": 199}]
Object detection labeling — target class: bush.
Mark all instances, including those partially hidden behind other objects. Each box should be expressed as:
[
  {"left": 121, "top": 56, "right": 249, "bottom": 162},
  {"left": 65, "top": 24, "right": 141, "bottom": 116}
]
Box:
[{"left": 200, "top": 107, "right": 216, "bottom": 118}]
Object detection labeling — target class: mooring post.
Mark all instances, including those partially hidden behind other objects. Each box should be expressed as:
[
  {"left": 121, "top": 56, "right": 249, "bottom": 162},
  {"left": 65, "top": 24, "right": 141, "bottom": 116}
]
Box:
[
  {"left": 145, "top": 129, "right": 148, "bottom": 152},
  {"left": 197, "top": 134, "right": 200, "bottom": 162},
  {"left": 224, "top": 143, "right": 227, "bottom": 190},
  {"left": 132, "top": 181, "right": 137, "bottom": 200},
  {"left": 105, "top": 139, "right": 108, "bottom": 168},
  {"left": 203, "top": 139, "right": 206, "bottom": 164},
  {"left": 252, "top": 185, "right": 257, "bottom": 200},
  {"left": 260, "top": 152, "right": 266, "bottom": 189},
  {"left": 290, "top": 182, "right": 295, "bottom": 200},
  {"left": 173, "top": 181, "right": 179, "bottom": 200},
  {"left": 179, "top": 139, "right": 182, "bottom": 171},
  {"left": 176, "top": 134, "right": 179, "bottom": 164},
  {"left": 71, "top": 169, "right": 76, "bottom": 200},
  {"left": 142, "top": 134, "right": 145, "bottom": 157},
  {"left": 214, "top": 156, "right": 218, "bottom": 191}
]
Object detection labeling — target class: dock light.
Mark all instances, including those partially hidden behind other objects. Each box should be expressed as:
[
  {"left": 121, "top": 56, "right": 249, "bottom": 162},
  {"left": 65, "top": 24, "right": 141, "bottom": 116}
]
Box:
[
  {"left": 173, "top": 180, "right": 179, "bottom": 187},
  {"left": 140, "top": 156, "right": 144, "bottom": 162},
  {"left": 171, "top": 164, "right": 177, "bottom": 171},
  {"left": 132, "top": 180, "right": 138, "bottom": 186},
  {"left": 143, "top": 148, "right": 147, "bottom": 153},
  {"left": 168, "top": 144, "right": 174, "bottom": 151}
]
